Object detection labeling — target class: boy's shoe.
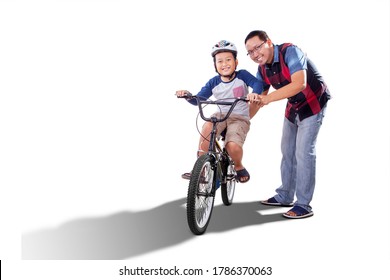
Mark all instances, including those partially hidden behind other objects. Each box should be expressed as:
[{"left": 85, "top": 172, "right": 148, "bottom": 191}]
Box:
[
  {"left": 181, "top": 172, "right": 191, "bottom": 180},
  {"left": 235, "top": 168, "right": 250, "bottom": 183},
  {"left": 182, "top": 172, "right": 216, "bottom": 187}
]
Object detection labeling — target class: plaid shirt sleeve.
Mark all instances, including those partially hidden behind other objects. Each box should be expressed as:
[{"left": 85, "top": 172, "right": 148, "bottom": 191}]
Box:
[{"left": 284, "top": 46, "right": 307, "bottom": 75}]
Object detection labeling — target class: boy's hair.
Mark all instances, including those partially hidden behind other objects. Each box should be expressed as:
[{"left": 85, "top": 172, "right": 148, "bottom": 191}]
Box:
[
  {"left": 212, "top": 50, "right": 237, "bottom": 64},
  {"left": 244, "top": 30, "right": 269, "bottom": 44}
]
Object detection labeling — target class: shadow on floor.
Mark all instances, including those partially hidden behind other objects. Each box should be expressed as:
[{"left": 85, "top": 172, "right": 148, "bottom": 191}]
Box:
[{"left": 22, "top": 197, "right": 288, "bottom": 260}]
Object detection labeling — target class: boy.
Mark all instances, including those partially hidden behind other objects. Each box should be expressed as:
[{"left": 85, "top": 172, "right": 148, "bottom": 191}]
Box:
[{"left": 176, "top": 40, "right": 263, "bottom": 183}]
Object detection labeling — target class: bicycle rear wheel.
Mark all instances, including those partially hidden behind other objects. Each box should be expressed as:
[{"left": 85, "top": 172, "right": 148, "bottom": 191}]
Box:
[
  {"left": 221, "top": 154, "right": 236, "bottom": 206},
  {"left": 186, "top": 154, "right": 216, "bottom": 235}
]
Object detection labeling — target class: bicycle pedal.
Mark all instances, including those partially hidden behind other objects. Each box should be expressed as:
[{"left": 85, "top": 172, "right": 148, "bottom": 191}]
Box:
[{"left": 226, "top": 174, "right": 236, "bottom": 180}]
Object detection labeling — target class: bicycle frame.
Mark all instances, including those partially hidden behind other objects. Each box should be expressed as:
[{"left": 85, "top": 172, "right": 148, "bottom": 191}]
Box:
[
  {"left": 191, "top": 96, "right": 249, "bottom": 193},
  {"left": 194, "top": 96, "right": 248, "bottom": 154}
]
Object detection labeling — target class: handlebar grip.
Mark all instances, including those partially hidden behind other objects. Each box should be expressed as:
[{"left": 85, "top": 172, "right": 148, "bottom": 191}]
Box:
[{"left": 177, "top": 92, "right": 193, "bottom": 99}]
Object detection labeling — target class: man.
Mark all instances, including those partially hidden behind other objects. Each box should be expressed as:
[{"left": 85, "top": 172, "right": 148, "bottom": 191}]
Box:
[{"left": 245, "top": 30, "right": 331, "bottom": 218}]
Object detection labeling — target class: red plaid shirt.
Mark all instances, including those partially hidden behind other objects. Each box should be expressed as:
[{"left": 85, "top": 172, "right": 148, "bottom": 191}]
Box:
[{"left": 258, "top": 43, "right": 331, "bottom": 122}]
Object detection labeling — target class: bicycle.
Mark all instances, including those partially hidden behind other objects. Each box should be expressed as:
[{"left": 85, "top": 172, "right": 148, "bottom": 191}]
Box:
[{"left": 178, "top": 94, "right": 248, "bottom": 235}]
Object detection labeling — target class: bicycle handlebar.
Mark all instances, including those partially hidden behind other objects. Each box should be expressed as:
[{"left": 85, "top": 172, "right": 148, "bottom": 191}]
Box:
[{"left": 177, "top": 93, "right": 248, "bottom": 123}]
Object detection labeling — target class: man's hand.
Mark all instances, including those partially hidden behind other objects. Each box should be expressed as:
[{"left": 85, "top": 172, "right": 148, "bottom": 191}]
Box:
[{"left": 258, "top": 94, "right": 270, "bottom": 106}]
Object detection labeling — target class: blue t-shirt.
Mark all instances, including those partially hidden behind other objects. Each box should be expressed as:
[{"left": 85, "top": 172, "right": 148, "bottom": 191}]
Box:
[{"left": 189, "top": 70, "right": 263, "bottom": 118}]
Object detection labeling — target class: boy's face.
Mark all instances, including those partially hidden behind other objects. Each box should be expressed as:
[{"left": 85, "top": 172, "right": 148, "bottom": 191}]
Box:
[{"left": 214, "top": 52, "right": 237, "bottom": 77}]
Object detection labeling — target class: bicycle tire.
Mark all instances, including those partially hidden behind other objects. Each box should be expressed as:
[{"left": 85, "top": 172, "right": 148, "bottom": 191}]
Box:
[
  {"left": 221, "top": 153, "right": 236, "bottom": 206},
  {"left": 186, "top": 154, "right": 216, "bottom": 235}
]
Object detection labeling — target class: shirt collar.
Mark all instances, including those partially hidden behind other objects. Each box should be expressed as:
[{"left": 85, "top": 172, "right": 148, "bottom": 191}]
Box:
[
  {"left": 265, "top": 44, "right": 279, "bottom": 69},
  {"left": 273, "top": 44, "right": 280, "bottom": 63}
]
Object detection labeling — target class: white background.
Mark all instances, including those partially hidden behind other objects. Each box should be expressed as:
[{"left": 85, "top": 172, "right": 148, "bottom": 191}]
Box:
[{"left": 1, "top": 0, "right": 389, "bottom": 279}]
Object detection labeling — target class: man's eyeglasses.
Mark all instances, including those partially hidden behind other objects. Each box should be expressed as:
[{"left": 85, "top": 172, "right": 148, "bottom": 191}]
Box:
[{"left": 247, "top": 41, "right": 267, "bottom": 56}]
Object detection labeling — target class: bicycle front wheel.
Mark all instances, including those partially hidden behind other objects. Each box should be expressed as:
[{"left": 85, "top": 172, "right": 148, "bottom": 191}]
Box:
[
  {"left": 221, "top": 155, "right": 236, "bottom": 206},
  {"left": 186, "top": 154, "right": 216, "bottom": 235}
]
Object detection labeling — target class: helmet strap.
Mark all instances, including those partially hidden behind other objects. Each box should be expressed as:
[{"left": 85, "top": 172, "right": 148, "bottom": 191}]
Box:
[{"left": 221, "top": 71, "right": 236, "bottom": 80}]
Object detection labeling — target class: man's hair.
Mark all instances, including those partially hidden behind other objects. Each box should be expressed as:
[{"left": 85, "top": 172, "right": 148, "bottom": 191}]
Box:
[{"left": 244, "top": 30, "right": 269, "bottom": 44}]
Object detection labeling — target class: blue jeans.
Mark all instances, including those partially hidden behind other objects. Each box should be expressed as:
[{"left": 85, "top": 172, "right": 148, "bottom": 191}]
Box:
[{"left": 274, "top": 107, "right": 326, "bottom": 211}]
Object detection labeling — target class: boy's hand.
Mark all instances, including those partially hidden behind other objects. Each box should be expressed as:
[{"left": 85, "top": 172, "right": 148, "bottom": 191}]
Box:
[
  {"left": 175, "top": 90, "right": 190, "bottom": 97},
  {"left": 247, "top": 93, "right": 262, "bottom": 105}
]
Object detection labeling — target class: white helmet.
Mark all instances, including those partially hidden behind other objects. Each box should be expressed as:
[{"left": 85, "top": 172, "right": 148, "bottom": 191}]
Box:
[{"left": 211, "top": 40, "right": 237, "bottom": 57}]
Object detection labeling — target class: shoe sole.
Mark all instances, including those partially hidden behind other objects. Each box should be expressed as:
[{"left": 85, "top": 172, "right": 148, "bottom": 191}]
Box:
[
  {"left": 282, "top": 211, "right": 314, "bottom": 219},
  {"left": 260, "top": 201, "right": 294, "bottom": 207}
]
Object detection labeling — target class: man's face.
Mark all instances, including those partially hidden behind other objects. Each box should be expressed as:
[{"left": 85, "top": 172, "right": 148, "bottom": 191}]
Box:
[{"left": 245, "top": 36, "right": 272, "bottom": 65}]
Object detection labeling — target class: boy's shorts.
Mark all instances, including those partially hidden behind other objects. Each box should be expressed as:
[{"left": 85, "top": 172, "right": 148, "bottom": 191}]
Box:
[{"left": 206, "top": 113, "right": 250, "bottom": 147}]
